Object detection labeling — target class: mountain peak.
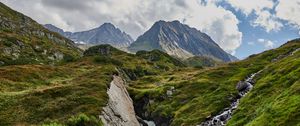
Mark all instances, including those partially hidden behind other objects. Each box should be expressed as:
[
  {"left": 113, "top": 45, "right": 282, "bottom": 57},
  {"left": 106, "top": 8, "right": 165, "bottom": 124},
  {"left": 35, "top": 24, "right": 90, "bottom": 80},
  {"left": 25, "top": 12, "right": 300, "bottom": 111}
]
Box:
[
  {"left": 100, "top": 22, "right": 116, "bottom": 29},
  {"left": 129, "top": 20, "right": 236, "bottom": 62},
  {"left": 45, "top": 22, "right": 134, "bottom": 47},
  {"left": 44, "top": 24, "right": 65, "bottom": 34},
  {"left": 154, "top": 20, "right": 181, "bottom": 26}
]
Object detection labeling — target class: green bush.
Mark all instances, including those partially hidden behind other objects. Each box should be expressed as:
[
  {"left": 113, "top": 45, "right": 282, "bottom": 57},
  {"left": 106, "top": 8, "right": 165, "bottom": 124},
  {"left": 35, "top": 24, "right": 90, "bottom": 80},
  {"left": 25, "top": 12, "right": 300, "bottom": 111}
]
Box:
[
  {"left": 67, "top": 114, "right": 102, "bottom": 126},
  {"left": 63, "top": 54, "right": 76, "bottom": 62},
  {"left": 93, "top": 56, "right": 123, "bottom": 66}
]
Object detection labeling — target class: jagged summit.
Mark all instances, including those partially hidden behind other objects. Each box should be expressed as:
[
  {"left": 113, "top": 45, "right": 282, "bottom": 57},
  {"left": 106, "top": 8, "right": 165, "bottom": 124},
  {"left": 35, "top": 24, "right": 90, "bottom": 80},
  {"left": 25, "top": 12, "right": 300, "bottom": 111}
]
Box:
[{"left": 128, "top": 20, "right": 237, "bottom": 62}]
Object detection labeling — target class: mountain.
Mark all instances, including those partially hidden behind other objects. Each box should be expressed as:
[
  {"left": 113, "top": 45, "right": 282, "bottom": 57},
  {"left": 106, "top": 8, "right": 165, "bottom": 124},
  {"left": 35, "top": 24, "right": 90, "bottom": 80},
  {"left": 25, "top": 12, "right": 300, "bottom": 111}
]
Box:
[
  {"left": 128, "top": 20, "right": 237, "bottom": 62},
  {"left": 43, "top": 24, "right": 65, "bottom": 35},
  {"left": 44, "top": 23, "right": 134, "bottom": 47},
  {"left": 0, "top": 2, "right": 82, "bottom": 66},
  {"left": 1, "top": 1, "right": 300, "bottom": 126}
]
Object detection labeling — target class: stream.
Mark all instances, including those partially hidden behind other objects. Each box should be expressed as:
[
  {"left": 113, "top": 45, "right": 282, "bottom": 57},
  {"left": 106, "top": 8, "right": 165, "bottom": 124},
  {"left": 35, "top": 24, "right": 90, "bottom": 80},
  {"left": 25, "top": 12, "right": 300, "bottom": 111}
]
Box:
[{"left": 199, "top": 71, "right": 261, "bottom": 126}]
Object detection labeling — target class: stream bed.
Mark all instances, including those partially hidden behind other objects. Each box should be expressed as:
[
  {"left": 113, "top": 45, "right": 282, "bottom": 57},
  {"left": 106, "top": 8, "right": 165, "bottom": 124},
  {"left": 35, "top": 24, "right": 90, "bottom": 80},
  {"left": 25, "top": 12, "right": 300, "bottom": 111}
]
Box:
[{"left": 199, "top": 71, "right": 261, "bottom": 126}]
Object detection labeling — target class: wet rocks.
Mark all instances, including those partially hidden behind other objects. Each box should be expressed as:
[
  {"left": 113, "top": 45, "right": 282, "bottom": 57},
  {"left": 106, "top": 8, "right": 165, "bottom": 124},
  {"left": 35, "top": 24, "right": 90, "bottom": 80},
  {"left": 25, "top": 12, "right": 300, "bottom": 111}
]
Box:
[
  {"left": 199, "top": 71, "right": 261, "bottom": 126},
  {"left": 236, "top": 81, "right": 251, "bottom": 92}
]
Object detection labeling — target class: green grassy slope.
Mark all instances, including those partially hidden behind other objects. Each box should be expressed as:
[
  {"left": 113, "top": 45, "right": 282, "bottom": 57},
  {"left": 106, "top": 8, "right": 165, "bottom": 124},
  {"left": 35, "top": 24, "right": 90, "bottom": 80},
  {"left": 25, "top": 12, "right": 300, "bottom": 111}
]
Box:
[
  {"left": 0, "top": 2, "right": 82, "bottom": 66},
  {"left": 227, "top": 41, "right": 300, "bottom": 125},
  {"left": 1, "top": 2, "right": 299, "bottom": 125},
  {"left": 0, "top": 60, "right": 113, "bottom": 125},
  {"left": 0, "top": 44, "right": 185, "bottom": 125},
  {"left": 0, "top": 39, "right": 299, "bottom": 126},
  {"left": 128, "top": 39, "right": 300, "bottom": 125},
  {"left": 184, "top": 56, "right": 223, "bottom": 68}
]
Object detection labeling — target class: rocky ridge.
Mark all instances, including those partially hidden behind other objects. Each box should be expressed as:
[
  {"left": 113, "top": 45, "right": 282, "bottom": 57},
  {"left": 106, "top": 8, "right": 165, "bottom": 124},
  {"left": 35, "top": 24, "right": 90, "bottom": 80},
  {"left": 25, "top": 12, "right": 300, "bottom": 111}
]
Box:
[
  {"left": 44, "top": 23, "right": 134, "bottom": 47},
  {"left": 128, "top": 20, "right": 237, "bottom": 62}
]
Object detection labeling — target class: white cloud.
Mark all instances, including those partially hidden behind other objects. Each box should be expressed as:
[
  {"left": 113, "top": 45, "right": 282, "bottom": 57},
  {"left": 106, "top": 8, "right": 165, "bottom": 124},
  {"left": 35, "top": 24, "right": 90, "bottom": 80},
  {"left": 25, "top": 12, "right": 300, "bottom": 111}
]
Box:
[
  {"left": 183, "top": 1, "right": 242, "bottom": 54},
  {"left": 275, "top": 0, "right": 300, "bottom": 29},
  {"left": 0, "top": 0, "right": 243, "bottom": 54},
  {"left": 257, "top": 39, "right": 274, "bottom": 49},
  {"left": 226, "top": 0, "right": 274, "bottom": 16},
  {"left": 252, "top": 10, "right": 283, "bottom": 32},
  {"left": 247, "top": 42, "right": 255, "bottom": 45},
  {"left": 226, "top": 0, "right": 283, "bottom": 32}
]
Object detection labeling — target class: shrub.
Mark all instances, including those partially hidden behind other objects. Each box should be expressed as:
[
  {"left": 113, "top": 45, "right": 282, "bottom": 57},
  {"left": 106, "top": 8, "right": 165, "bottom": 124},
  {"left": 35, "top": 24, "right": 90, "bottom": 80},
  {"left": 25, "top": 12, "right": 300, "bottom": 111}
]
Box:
[
  {"left": 63, "top": 54, "right": 76, "bottom": 62},
  {"left": 93, "top": 56, "right": 123, "bottom": 66},
  {"left": 67, "top": 114, "right": 102, "bottom": 126}
]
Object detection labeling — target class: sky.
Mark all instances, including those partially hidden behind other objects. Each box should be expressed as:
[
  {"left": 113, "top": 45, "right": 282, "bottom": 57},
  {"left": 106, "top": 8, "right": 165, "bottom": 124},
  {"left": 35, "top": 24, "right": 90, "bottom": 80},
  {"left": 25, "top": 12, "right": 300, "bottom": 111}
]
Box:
[{"left": 0, "top": 0, "right": 299, "bottom": 59}]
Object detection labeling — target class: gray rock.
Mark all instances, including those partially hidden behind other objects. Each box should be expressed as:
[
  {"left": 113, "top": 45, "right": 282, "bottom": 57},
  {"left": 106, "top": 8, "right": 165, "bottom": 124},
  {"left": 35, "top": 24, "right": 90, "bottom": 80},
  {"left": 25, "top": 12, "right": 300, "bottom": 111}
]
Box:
[
  {"left": 54, "top": 52, "right": 64, "bottom": 60},
  {"left": 236, "top": 81, "right": 250, "bottom": 91},
  {"left": 166, "top": 90, "right": 173, "bottom": 97},
  {"left": 0, "top": 61, "right": 4, "bottom": 66},
  {"left": 99, "top": 46, "right": 111, "bottom": 55},
  {"left": 100, "top": 75, "right": 140, "bottom": 126}
]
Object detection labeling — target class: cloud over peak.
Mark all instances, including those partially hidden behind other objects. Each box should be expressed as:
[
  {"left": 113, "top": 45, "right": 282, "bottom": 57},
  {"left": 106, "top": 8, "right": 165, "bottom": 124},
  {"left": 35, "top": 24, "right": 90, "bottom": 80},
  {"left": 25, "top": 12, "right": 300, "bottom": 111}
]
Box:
[{"left": 0, "top": 0, "right": 242, "bottom": 55}]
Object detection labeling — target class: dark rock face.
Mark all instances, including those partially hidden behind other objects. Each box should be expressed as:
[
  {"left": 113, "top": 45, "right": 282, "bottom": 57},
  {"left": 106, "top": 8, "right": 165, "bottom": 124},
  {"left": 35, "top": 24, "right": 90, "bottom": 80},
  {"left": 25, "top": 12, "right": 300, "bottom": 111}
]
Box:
[
  {"left": 44, "top": 23, "right": 134, "bottom": 47},
  {"left": 128, "top": 20, "right": 237, "bottom": 62}
]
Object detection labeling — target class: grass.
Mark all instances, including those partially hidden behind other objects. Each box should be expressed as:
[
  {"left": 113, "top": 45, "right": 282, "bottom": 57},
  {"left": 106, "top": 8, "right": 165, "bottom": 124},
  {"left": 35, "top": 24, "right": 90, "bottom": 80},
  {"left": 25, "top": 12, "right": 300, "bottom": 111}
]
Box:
[
  {"left": 0, "top": 59, "right": 113, "bottom": 125},
  {"left": 127, "top": 39, "right": 300, "bottom": 125},
  {"left": 0, "top": 44, "right": 185, "bottom": 125},
  {"left": 227, "top": 44, "right": 300, "bottom": 126},
  {"left": 1, "top": 5, "right": 299, "bottom": 125}
]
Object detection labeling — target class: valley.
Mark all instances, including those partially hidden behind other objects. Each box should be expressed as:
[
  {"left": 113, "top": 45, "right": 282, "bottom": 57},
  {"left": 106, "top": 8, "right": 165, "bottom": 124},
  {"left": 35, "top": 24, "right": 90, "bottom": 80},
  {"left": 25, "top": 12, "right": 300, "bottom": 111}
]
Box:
[{"left": 0, "top": 1, "right": 300, "bottom": 126}]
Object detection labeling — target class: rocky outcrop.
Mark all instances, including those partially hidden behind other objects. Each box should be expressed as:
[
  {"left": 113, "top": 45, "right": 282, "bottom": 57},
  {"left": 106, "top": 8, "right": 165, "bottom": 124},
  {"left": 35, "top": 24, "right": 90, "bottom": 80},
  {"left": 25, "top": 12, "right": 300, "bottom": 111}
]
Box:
[{"left": 100, "top": 75, "right": 140, "bottom": 126}]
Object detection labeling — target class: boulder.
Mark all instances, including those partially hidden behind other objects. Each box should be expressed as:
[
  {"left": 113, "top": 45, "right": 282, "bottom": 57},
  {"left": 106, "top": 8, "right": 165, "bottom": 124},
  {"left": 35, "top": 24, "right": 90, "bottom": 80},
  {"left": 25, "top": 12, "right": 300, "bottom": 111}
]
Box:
[
  {"left": 100, "top": 75, "right": 140, "bottom": 126},
  {"left": 236, "top": 81, "right": 250, "bottom": 91}
]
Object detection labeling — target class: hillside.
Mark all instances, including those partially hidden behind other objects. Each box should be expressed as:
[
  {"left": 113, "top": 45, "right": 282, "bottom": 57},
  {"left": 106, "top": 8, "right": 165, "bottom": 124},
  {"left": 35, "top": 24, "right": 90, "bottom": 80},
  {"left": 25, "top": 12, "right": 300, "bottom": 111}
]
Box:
[
  {"left": 1, "top": 2, "right": 300, "bottom": 126},
  {"left": 128, "top": 39, "right": 300, "bottom": 125},
  {"left": 0, "top": 2, "right": 82, "bottom": 66},
  {"left": 128, "top": 20, "right": 237, "bottom": 62},
  {"left": 0, "top": 43, "right": 186, "bottom": 125}
]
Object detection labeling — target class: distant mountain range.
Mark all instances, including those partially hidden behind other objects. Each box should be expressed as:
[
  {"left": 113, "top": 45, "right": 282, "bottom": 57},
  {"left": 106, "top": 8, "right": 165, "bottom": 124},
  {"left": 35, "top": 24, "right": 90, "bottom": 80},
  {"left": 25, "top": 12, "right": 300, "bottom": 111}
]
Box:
[
  {"left": 44, "top": 23, "right": 134, "bottom": 47},
  {"left": 45, "top": 21, "right": 237, "bottom": 62},
  {"left": 128, "top": 20, "right": 238, "bottom": 62}
]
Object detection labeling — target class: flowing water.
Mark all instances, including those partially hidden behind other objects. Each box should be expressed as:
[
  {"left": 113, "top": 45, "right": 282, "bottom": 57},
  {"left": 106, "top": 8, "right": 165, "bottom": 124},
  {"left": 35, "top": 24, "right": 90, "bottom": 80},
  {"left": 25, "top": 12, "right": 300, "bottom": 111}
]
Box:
[{"left": 199, "top": 71, "right": 261, "bottom": 126}]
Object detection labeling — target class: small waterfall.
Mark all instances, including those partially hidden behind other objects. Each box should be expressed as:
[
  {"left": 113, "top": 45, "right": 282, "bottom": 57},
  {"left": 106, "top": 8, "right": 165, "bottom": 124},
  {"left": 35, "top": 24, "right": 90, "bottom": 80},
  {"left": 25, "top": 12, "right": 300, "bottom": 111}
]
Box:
[{"left": 199, "top": 71, "right": 261, "bottom": 126}]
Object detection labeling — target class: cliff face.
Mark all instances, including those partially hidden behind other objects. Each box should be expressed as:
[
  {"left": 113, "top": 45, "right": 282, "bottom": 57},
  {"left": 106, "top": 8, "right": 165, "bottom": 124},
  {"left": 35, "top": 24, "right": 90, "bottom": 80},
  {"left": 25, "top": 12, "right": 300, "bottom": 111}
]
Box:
[{"left": 100, "top": 75, "right": 140, "bottom": 126}]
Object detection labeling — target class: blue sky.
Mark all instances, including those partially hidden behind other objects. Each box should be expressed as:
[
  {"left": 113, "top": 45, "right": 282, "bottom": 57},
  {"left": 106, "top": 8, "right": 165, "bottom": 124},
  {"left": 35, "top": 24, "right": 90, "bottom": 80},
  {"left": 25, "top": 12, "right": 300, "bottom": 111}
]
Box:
[
  {"left": 1, "top": 0, "right": 299, "bottom": 59},
  {"left": 218, "top": 1, "right": 300, "bottom": 58}
]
